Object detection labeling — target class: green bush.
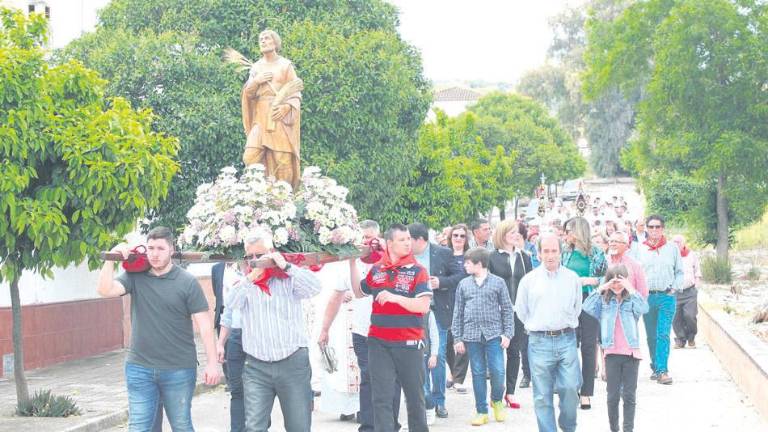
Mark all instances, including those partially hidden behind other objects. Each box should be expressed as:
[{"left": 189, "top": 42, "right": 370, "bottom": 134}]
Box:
[
  {"left": 746, "top": 266, "right": 761, "bottom": 281},
  {"left": 701, "top": 256, "right": 732, "bottom": 284},
  {"left": 17, "top": 390, "right": 81, "bottom": 417}
]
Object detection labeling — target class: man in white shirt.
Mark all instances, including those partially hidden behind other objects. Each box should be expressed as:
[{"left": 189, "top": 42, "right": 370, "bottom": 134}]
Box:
[{"left": 515, "top": 234, "right": 582, "bottom": 432}]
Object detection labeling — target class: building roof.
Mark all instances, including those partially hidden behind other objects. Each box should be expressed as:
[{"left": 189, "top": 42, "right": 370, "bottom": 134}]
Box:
[{"left": 434, "top": 87, "right": 482, "bottom": 102}]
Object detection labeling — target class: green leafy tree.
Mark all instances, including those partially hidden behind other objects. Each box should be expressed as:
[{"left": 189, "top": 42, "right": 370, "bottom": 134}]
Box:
[
  {"left": 397, "top": 93, "right": 585, "bottom": 227},
  {"left": 0, "top": 9, "right": 178, "bottom": 406},
  {"left": 62, "top": 0, "right": 431, "bottom": 230},
  {"left": 517, "top": 0, "right": 636, "bottom": 177},
  {"left": 584, "top": 0, "right": 768, "bottom": 260},
  {"left": 469, "top": 92, "right": 586, "bottom": 198}
]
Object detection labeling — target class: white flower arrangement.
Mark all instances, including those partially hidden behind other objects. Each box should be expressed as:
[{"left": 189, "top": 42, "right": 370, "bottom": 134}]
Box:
[{"left": 179, "top": 164, "right": 362, "bottom": 256}]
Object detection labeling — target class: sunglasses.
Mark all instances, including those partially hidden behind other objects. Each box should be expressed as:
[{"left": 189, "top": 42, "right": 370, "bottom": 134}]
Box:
[
  {"left": 647, "top": 225, "right": 663, "bottom": 229},
  {"left": 452, "top": 233, "right": 466, "bottom": 238}
]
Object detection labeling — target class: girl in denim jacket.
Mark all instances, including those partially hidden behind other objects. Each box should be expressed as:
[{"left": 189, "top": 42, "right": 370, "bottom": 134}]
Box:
[{"left": 583, "top": 264, "right": 649, "bottom": 432}]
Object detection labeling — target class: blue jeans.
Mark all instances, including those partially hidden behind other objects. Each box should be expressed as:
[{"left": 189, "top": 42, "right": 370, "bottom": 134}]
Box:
[
  {"left": 528, "top": 332, "right": 581, "bottom": 432},
  {"left": 428, "top": 324, "right": 449, "bottom": 407},
  {"left": 125, "top": 362, "right": 196, "bottom": 432},
  {"left": 225, "top": 329, "right": 246, "bottom": 432},
  {"left": 423, "top": 354, "right": 435, "bottom": 410},
  {"left": 466, "top": 337, "right": 505, "bottom": 414},
  {"left": 644, "top": 292, "right": 676, "bottom": 374}
]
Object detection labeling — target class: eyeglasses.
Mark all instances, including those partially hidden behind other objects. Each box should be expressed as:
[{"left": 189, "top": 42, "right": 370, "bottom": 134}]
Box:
[
  {"left": 608, "top": 239, "right": 627, "bottom": 244},
  {"left": 244, "top": 253, "right": 266, "bottom": 259},
  {"left": 647, "top": 225, "right": 663, "bottom": 229},
  {"left": 452, "top": 233, "right": 466, "bottom": 238}
]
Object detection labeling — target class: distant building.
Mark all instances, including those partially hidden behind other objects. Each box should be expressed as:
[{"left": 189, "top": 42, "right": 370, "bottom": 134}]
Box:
[{"left": 428, "top": 86, "right": 482, "bottom": 120}]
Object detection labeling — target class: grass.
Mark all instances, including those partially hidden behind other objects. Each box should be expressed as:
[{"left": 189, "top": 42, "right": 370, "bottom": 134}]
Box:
[{"left": 735, "top": 210, "right": 768, "bottom": 250}]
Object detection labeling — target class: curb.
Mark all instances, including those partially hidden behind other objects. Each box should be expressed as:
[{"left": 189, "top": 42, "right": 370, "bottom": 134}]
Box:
[
  {"left": 62, "top": 382, "right": 222, "bottom": 432},
  {"left": 699, "top": 291, "right": 768, "bottom": 422}
]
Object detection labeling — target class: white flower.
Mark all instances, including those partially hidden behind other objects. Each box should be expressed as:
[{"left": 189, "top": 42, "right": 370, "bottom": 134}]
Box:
[
  {"left": 219, "top": 225, "right": 238, "bottom": 245},
  {"left": 273, "top": 227, "right": 289, "bottom": 246}
]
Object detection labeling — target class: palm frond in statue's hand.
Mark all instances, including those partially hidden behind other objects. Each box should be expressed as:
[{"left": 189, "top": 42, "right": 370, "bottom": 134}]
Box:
[{"left": 222, "top": 48, "right": 252, "bottom": 73}]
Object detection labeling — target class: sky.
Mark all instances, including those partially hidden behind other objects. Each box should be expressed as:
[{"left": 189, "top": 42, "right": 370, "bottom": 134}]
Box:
[
  {"left": 388, "top": 0, "right": 587, "bottom": 84},
  {"left": 23, "top": 0, "right": 584, "bottom": 84}
]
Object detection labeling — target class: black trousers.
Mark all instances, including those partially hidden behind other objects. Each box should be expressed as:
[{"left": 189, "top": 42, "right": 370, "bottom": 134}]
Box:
[
  {"left": 577, "top": 292, "right": 599, "bottom": 397},
  {"left": 605, "top": 354, "right": 639, "bottom": 432},
  {"left": 673, "top": 287, "right": 698, "bottom": 344},
  {"left": 505, "top": 315, "right": 530, "bottom": 395},
  {"left": 368, "top": 338, "right": 427, "bottom": 432},
  {"left": 446, "top": 330, "right": 469, "bottom": 384}
]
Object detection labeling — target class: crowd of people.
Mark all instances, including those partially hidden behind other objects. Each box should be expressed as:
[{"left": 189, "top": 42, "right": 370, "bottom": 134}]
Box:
[{"left": 98, "top": 193, "right": 705, "bottom": 432}]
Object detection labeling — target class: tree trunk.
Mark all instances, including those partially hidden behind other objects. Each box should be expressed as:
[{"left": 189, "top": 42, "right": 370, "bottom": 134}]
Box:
[
  {"left": 715, "top": 172, "right": 729, "bottom": 262},
  {"left": 10, "top": 274, "right": 29, "bottom": 405},
  {"left": 499, "top": 205, "right": 506, "bottom": 221}
]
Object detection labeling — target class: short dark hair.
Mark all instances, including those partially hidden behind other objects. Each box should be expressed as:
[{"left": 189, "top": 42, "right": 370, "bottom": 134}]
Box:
[
  {"left": 147, "top": 226, "right": 175, "bottom": 247},
  {"left": 646, "top": 214, "right": 665, "bottom": 227},
  {"left": 407, "top": 223, "right": 429, "bottom": 242},
  {"left": 384, "top": 223, "right": 409, "bottom": 241},
  {"left": 470, "top": 219, "right": 488, "bottom": 231},
  {"left": 464, "top": 247, "right": 490, "bottom": 268}
]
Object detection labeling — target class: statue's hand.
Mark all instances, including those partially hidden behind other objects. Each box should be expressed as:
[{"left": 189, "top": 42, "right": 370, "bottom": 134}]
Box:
[
  {"left": 271, "top": 104, "right": 291, "bottom": 121},
  {"left": 251, "top": 71, "right": 274, "bottom": 84}
]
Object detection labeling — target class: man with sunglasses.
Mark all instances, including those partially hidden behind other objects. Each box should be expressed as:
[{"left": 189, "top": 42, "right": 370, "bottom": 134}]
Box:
[
  {"left": 630, "top": 215, "right": 683, "bottom": 385},
  {"left": 225, "top": 229, "right": 322, "bottom": 431}
]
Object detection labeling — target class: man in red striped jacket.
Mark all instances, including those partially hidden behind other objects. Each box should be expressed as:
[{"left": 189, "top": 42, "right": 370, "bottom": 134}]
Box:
[{"left": 350, "top": 223, "right": 433, "bottom": 432}]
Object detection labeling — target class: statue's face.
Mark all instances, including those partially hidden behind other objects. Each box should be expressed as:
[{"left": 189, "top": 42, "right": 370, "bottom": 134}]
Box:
[{"left": 259, "top": 33, "right": 276, "bottom": 54}]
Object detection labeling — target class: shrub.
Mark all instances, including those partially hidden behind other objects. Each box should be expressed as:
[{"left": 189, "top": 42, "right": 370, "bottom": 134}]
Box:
[
  {"left": 17, "top": 390, "right": 81, "bottom": 417},
  {"left": 701, "top": 256, "right": 732, "bottom": 284},
  {"left": 746, "top": 266, "right": 761, "bottom": 281}
]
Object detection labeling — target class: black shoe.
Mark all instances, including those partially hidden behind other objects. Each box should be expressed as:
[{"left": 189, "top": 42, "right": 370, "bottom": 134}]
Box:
[
  {"left": 340, "top": 414, "right": 356, "bottom": 422},
  {"left": 435, "top": 406, "right": 448, "bottom": 418},
  {"left": 650, "top": 372, "right": 659, "bottom": 381},
  {"left": 519, "top": 377, "right": 531, "bottom": 388}
]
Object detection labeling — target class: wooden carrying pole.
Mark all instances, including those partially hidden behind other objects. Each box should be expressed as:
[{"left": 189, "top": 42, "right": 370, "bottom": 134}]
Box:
[{"left": 100, "top": 247, "right": 370, "bottom": 269}]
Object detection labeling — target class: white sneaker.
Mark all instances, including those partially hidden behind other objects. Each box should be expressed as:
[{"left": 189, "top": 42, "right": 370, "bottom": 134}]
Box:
[{"left": 426, "top": 409, "right": 436, "bottom": 425}]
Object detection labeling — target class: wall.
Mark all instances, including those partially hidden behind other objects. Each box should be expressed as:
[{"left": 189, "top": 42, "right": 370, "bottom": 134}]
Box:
[{"left": 0, "top": 297, "right": 124, "bottom": 378}]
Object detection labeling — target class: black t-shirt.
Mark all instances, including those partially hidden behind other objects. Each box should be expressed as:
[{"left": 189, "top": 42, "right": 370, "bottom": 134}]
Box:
[{"left": 117, "top": 266, "right": 209, "bottom": 369}]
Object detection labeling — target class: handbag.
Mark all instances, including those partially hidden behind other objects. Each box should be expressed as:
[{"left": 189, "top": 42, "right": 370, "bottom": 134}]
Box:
[
  {"left": 318, "top": 344, "right": 338, "bottom": 374},
  {"left": 122, "top": 245, "right": 150, "bottom": 273}
]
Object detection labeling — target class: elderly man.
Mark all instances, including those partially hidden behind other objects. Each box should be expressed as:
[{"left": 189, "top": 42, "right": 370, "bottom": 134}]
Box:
[
  {"left": 630, "top": 215, "right": 683, "bottom": 385},
  {"left": 515, "top": 233, "right": 582, "bottom": 432},
  {"left": 671, "top": 234, "right": 702, "bottom": 349},
  {"left": 408, "top": 222, "right": 464, "bottom": 419},
  {"left": 349, "top": 224, "right": 433, "bottom": 432},
  {"left": 226, "top": 229, "right": 322, "bottom": 432},
  {"left": 607, "top": 232, "right": 648, "bottom": 298}
]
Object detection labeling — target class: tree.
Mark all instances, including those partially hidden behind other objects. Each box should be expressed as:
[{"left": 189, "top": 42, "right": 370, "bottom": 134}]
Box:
[
  {"left": 396, "top": 93, "right": 585, "bottom": 227},
  {"left": 584, "top": 0, "right": 768, "bottom": 260},
  {"left": 0, "top": 9, "right": 178, "bottom": 406},
  {"left": 62, "top": 0, "right": 431, "bottom": 230},
  {"left": 517, "top": 0, "right": 636, "bottom": 177}
]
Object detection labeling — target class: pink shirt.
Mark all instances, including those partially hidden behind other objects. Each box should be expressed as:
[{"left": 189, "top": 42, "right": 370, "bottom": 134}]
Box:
[
  {"left": 680, "top": 251, "right": 702, "bottom": 289},
  {"left": 603, "top": 306, "right": 643, "bottom": 359},
  {"left": 610, "top": 253, "right": 648, "bottom": 298}
]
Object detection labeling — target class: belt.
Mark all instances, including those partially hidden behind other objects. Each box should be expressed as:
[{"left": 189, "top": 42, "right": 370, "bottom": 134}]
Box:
[
  {"left": 649, "top": 288, "right": 672, "bottom": 295},
  {"left": 528, "top": 328, "right": 574, "bottom": 337}
]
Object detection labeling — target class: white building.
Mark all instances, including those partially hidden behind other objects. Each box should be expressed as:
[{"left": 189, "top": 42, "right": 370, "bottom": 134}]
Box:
[{"left": 427, "top": 86, "right": 481, "bottom": 121}]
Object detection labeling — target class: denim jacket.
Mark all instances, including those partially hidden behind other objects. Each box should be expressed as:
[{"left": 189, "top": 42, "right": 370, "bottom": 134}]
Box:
[{"left": 582, "top": 290, "right": 649, "bottom": 349}]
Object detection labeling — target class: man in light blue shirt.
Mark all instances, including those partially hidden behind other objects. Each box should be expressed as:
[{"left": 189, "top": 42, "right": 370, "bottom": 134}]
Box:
[
  {"left": 216, "top": 262, "right": 246, "bottom": 432},
  {"left": 515, "top": 233, "right": 582, "bottom": 432},
  {"left": 630, "top": 214, "right": 683, "bottom": 385}
]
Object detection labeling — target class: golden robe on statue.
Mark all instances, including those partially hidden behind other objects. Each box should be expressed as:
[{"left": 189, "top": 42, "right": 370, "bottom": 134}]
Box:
[{"left": 241, "top": 58, "right": 302, "bottom": 190}]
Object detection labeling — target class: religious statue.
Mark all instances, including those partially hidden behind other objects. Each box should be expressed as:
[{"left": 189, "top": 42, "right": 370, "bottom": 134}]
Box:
[{"left": 237, "top": 30, "right": 303, "bottom": 189}]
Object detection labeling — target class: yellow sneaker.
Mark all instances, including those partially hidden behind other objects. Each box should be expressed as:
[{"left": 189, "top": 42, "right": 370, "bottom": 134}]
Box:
[
  {"left": 492, "top": 400, "right": 506, "bottom": 422},
  {"left": 471, "top": 413, "right": 489, "bottom": 426}
]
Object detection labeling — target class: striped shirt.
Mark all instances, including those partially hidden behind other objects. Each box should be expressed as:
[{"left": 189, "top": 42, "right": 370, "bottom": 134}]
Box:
[
  {"left": 226, "top": 266, "right": 321, "bottom": 362},
  {"left": 361, "top": 263, "right": 432, "bottom": 347}
]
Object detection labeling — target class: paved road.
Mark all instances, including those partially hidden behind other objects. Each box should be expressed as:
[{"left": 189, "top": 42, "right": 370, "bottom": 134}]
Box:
[{"left": 106, "top": 335, "right": 767, "bottom": 432}]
